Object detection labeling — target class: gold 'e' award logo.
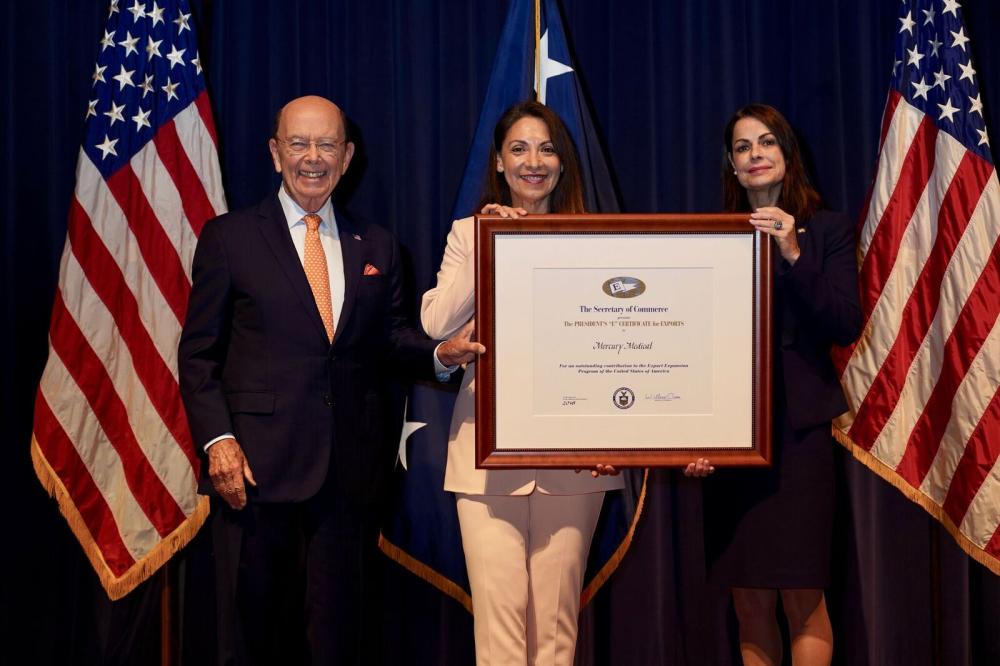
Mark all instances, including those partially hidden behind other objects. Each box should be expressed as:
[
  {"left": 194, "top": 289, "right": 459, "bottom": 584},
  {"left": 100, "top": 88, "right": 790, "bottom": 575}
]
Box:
[{"left": 602, "top": 276, "right": 646, "bottom": 298}]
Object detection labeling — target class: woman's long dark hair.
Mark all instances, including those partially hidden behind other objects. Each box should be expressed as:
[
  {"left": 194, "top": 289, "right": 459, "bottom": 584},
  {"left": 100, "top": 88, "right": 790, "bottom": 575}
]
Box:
[
  {"left": 721, "top": 104, "right": 821, "bottom": 219},
  {"left": 476, "top": 100, "right": 585, "bottom": 215}
]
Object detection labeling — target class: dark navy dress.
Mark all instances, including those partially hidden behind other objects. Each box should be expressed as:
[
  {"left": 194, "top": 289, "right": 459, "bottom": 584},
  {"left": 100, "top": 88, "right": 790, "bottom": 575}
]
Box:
[{"left": 703, "top": 210, "right": 861, "bottom": 589}]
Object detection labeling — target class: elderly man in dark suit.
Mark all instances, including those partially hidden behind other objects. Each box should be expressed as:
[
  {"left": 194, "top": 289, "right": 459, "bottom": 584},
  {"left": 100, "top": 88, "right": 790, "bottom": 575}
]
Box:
[{"left": 179, "top": 95, "right": 481, "bottom": 665}]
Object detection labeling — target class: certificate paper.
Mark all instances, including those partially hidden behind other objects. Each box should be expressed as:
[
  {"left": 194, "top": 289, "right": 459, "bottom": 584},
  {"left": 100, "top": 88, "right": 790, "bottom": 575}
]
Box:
[
  {"left": 476, "top": 215, "right": 772, "bottom": 468},
  {"left": 532, "top": 266, "right": 714, "bottom": 416}
]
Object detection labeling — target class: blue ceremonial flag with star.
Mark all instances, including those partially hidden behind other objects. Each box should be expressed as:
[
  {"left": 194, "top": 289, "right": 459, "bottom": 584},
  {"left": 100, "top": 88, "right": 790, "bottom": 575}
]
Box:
[
  {"left": 380, "top": 0, "right": 645, "bottom": 611},
  {"left": 451, "top": 0, "right": 618, "bottom": 220}
]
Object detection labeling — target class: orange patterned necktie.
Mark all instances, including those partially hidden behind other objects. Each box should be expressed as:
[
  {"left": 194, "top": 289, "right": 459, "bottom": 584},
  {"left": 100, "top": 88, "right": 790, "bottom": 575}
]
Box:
[{"left": 302, "top": 214, "right": 334, "bottom": 342}]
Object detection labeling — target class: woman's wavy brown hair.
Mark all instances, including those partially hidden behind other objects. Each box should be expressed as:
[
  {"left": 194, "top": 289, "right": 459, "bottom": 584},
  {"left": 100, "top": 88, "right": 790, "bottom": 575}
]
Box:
[
  {"left": 476, "top": 100, "right": 585, "bottom": 215},
  {"left": 722, "top": 104, "right": 821, "bottom": 219}
]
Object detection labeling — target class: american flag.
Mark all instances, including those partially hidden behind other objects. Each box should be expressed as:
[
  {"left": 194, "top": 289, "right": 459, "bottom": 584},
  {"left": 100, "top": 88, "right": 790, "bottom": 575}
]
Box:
[
  {"left": 833, "top": 0, "right": 1000, "bottom": 573},
  {"left": 31, "top": 0, "right": 225, "bottom": 599}
]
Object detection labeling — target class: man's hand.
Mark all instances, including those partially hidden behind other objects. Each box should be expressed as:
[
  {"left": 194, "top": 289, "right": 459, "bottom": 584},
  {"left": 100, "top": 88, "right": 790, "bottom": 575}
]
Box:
[
  {"left": 208, "top": 437, "right": 257, "bottom": 510},
  {"left": 436, "top": 319, "right": 485, "bottom": 367}
]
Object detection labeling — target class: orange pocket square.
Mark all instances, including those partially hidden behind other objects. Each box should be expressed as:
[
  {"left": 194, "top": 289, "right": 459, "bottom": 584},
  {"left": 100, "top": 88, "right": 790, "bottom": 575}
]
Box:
[{"left": 363, "top": 263, "right": 381, "bottom": 276}]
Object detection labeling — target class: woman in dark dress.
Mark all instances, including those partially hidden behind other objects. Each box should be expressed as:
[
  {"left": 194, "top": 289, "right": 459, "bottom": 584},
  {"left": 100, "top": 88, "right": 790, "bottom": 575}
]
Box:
[{"left": 686, "top": 104, "right": 862, "bottom": 665}]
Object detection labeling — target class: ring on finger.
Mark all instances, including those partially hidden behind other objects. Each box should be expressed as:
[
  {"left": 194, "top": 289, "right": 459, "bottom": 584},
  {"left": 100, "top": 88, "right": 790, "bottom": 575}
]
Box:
[{"left": 773, "top": 220, "right": 783, "bottom": 230}]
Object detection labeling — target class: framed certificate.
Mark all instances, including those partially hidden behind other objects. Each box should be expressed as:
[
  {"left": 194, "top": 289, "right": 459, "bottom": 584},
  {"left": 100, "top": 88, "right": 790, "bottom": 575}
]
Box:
[{"left": 474, "top": 213, "right": 772, "bottom": 468}]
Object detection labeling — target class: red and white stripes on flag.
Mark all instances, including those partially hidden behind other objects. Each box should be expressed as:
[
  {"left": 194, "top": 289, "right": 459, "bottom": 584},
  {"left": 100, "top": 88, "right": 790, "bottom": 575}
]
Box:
[
  {"left": 31, "top": 0, "right": 225, "bottom": 599},
  {"left": 834, "top": 1, "right": 1000, "bottom": 574}
]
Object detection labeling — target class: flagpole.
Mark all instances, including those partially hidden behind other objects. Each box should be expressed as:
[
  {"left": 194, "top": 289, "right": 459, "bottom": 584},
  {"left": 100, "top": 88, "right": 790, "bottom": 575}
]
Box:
[
  {"left": 929, "top": 526, "right": 942, "bottom": 665},
  {"left": 533, "top": 0, "right": 541, "bottom": 101},
  {"left": 160, "top": 565, "right": 174, "bottom": 666}
]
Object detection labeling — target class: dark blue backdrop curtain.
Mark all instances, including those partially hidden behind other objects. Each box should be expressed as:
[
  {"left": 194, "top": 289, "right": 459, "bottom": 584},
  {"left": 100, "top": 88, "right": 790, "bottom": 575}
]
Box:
[{"left": 3, "top": 1, "right": 1000, "bottom": 664}]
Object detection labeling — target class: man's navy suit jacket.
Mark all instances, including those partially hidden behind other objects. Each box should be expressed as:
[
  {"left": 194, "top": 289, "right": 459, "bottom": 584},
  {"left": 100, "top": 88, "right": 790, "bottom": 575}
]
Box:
[{"left": 179, "top": 195, "right": 437, "bottom": 504}]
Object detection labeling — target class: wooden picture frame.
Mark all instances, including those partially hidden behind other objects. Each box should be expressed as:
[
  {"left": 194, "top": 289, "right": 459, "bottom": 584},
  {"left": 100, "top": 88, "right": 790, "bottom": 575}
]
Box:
[{"left": 474, "top": 213, "right": 772, "bottom": 468}]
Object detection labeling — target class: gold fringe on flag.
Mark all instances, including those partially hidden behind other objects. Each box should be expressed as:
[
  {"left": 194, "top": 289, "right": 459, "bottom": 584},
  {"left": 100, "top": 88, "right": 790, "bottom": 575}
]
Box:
[
  {"left": 832, "top": 427, "right": 1000, "bottom": 576},
  {"left": 378, "top": 470, "right": 650, "bottom": 613},
  {"left": 581, "top": 468, "right": 649, "bottom": 606},
  {"left": 377, "top": 533, "right": 473, "bottom": 612},
  {"left": 31, "top": 436, "right": 211, "bottom": 600}
]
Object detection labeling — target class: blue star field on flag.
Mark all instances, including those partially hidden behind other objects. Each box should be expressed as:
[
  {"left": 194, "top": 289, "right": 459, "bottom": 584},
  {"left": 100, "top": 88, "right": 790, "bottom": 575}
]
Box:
[
  {"left": 86, "top": 0, "right": 207, "bottom": 176},
  {"left": 891, "top": 0, "right": 992, "bottom": 162}
]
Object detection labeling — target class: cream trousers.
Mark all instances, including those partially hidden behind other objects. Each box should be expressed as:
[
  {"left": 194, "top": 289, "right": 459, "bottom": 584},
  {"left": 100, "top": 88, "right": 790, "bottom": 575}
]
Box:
[{"left": 456, "top": 491, "right": 605, "bottom": 666}]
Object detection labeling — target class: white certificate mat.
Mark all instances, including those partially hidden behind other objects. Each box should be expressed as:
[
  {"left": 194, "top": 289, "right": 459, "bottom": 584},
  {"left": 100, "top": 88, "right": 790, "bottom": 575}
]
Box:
[{"left": 492, "top": 233, "right": 753, "bottom": 450}]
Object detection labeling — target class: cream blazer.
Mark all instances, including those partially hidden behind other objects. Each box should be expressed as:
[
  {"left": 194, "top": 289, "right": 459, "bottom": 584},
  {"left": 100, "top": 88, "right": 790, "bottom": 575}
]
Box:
[{"left": 422, "top": 217, "right": 625, "bottom": 496}]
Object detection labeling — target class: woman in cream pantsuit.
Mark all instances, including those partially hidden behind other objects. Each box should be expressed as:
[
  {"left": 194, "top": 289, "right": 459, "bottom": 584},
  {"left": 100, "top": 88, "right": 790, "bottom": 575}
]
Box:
[{"left": 422, "top": 101, "right": 623, "bottom": 666}]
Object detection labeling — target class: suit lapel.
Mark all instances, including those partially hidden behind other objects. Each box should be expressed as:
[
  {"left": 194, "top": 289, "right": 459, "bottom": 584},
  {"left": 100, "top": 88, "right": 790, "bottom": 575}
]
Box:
[
  {"left": 255, "top": 196, "right": 330, "bottom": 345},
  {"left": 334, "top": 211, "right": 363, "bottom": 343}
]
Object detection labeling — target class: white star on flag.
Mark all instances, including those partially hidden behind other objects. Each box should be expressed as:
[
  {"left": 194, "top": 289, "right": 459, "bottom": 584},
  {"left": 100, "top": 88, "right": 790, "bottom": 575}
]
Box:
[
  {"left": 86, "top": 99, "right": 98, "bottom": 119},
  {"left": 911, "top": 77, "right": 932, "bottom": 100},
  {"left": 943, "top": 0, "right": 961, "bottom": 18},
  {"left": 958, "top": 60, "right": 976, "bottom": 83},
  {"left": 166, "top": 44, "right": 186, "bottom": 69},
  {"left": 921, "top": 7, "right": 935, "bottom": 25},
  {"left": 140, "top": 73, "right": 154, "bottom": 98},
  {"left": 131, "top": 107, "right": 152, "bottom": 131},
  {"left": 92, "top": 63, "right": 107, "bottom": 85},
  {"left": 907, "top": 44, "right": 924, "bottom": 68},
  {"left": 95, "top": 134, "right": 118, "bottom": 159},
  {"left": 161, "top": 76, "right": 179, "bottom": 101},
  {"left": 146, "top": 36, "right": 163, "bottom": 60},
  {"left": 127, "top": 0, "right": 145, "bottom": 21},
  {"left": 100, "top": 30, "right": 115, "bottom": 51},
  {"left": 969, "top": 93, "right": 983, "bottom": 117},
  {"left": 174, "top": 11, "right": 191, "bottom": 34},
  {"left": 535, "top": 29, "right": 573, "bottom": 105},
  {"left": 932, "top": 67, "right": 951, "bottom": 90},
  {"left": 118, "top": 30, "right": 139, "bottom": 57},
  {"left": 148, "top": 1, "right": 165, "bottom": 27},
  {"left": 928, "top": 36, "right": 943, "bottom": 58},
  {"left": 112, "top": 65, "right": 135, "bottom": 90},
  {"left": 899, "top": 11, "right": 915, "bottom": 35},
  {"left": 104, "top": 100, "right": 125, "bottom": 125},
  {"left": 937, "top": 98, "right": 959, "bottom": 122},
  {"left": 396, "top": 399, "right": 427, "bottom": 471},
  {"left": 950, "top": 27, "right": 969, "bottom": 51}
]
